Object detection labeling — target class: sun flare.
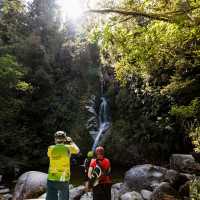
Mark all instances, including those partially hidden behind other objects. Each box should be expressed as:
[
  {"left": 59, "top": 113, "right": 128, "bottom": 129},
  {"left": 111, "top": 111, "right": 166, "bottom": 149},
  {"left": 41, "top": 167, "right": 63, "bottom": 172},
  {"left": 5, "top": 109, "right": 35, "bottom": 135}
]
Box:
[{"left": 57, "top": 0, "right": 84, "bottom": 21}]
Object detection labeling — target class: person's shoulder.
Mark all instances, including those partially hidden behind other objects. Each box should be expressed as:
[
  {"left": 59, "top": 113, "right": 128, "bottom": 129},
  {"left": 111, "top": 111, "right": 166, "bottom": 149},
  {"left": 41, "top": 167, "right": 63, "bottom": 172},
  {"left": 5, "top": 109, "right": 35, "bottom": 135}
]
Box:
[
  {"left": 64, "top": 144, "right": 73, "bottom": 148},
  {"left": 103, "top": 158, "right": 111, "bottom": 164},
  {"left": 90, "top": 158, "right": 96, "bottom": 165},
  {"left": 48, "top": 145, "right": 55, "bottom": 149}
]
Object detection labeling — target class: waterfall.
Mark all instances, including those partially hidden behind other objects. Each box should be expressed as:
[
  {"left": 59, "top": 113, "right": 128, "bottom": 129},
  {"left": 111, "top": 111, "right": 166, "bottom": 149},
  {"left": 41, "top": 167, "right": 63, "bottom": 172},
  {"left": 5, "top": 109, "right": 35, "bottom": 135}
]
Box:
[
  {"left": 86, "top": 78, "right": 111, "bottom": 151},
  {"left": 91, "top": 97, "right": 110, "bottom": 151}
]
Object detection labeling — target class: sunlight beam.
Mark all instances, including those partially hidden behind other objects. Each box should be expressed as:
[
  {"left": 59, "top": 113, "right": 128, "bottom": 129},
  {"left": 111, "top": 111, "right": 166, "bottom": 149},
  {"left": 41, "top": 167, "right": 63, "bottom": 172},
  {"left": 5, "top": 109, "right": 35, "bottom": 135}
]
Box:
[{"left": 57, "top": 0, "right": 84, "bottom": 21}]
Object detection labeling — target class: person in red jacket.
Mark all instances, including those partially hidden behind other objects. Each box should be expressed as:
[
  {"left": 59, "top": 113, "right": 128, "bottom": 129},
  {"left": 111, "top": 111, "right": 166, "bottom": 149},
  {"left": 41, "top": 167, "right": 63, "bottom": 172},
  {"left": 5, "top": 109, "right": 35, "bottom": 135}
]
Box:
[{"left": 88, "top": 146, "right": 112, "bottom": 200}]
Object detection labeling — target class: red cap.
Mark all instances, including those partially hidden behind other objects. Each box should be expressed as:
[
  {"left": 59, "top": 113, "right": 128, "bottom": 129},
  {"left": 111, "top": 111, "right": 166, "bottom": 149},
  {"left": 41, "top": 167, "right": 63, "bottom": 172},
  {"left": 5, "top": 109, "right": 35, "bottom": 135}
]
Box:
[{"left": 95, "top": 146, "right": 104, "bottom": 155}]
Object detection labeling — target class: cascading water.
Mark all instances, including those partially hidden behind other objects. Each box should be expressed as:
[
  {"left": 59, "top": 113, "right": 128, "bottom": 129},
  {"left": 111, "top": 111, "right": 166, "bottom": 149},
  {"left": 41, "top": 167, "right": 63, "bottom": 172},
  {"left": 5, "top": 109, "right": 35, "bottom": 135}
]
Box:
[
  {"left": 91, "top": 97, "right": 110, "bottom": 151},
  {"left": 86, "top": 81, "right": 110, "bottom": 151}
]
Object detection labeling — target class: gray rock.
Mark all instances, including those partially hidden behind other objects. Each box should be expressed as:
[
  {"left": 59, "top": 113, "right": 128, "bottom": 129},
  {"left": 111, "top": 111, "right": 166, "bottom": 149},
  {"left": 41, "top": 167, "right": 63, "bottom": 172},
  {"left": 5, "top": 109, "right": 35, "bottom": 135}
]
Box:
[
  {"left": 0, "top": 189, "right": 10, "bottom": 194},
  {"left": 38, "top": 193, "right": 46, "bottom": 199},
  {"left": 118, "top": 183, "right": 132, "bottom": 197},
  {"left": 0, "top": 175, "right": 2, "bottom": 183},
  {"left": 123, "top": 164, "right": 167, "bottom": 192},
  {"left": 150, "top": 182, "right": 181, "bottom": 200},
  {"left": 69, "top": 185, "right": 85, "bottom": 200},
  {"left": 12, "top": 171, "right": 47, "bottom": 200},
  {"left": 2, "top": 194, "right": 12, "bottom": 200},
  {"left": 121, "top": 191, "right": 143, "bottom": 200},
  {"left": 111, "top": 183, "right": 123, "bottom": 200},
  {"left": 141, "top": 189, "right": 152, "bottom": 200},
  {"left": 164, "top": 170, "right": 189, "bottom": 190},
  {"left": 69, "top": 184, "right": 74, "bottom": 190},
  {"left": 170, "top": 154, "right": 197, "bottom": 172},
  {"left": 80, "top": 192, "right": 92, "bottom": 200},
  {"left": 180, "top": 173, "right": 194, "bottom": 180}
]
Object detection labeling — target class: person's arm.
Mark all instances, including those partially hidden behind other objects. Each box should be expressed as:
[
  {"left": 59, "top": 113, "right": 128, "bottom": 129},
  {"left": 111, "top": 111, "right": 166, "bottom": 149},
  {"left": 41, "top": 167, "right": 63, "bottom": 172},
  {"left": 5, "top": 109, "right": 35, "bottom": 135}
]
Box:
[
  {"left": 66, "top": 137, "right": 80, "bottom": 154},
  {"left": 88, "top": 166, "right": 93, "bottom": 179},
  {"left": 47, "top": 146, "right": 53, "bottom": 157},
  {"left": 88, "top": 159, "right": 95, "bottom": 179}
]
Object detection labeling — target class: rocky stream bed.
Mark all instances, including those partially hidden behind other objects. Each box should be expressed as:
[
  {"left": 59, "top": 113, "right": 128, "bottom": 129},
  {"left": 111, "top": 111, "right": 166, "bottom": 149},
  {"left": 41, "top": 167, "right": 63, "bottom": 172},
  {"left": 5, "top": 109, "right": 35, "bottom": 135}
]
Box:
[{"left": 1, "top": 154, "right": 200, "bottom": 200}]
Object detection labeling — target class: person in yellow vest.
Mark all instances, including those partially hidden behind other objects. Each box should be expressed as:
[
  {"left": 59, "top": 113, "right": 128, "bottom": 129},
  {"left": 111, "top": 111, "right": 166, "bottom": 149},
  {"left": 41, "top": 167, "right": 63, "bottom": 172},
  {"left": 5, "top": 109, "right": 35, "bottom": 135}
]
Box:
[{"left": 46, "top": 131, "right": 80, "bottom": 200}]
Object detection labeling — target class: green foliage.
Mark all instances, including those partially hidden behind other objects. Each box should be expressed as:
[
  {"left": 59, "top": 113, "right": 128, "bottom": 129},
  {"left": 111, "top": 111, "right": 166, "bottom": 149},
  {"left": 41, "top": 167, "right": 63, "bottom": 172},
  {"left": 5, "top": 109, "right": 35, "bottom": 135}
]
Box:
[
  {"left": 188, "top": 124, "right": 200, "bottom": 153},
  {"left": 170, "top": 98, "right": 200, "bottom": 119},
  {"left": 89, "top": 0, "right": 200, "bottom": 163},
  {"left": 190, "top": 178, "right": 200, "bottom": 200},
  {"left": 0, "top": 55, "right": 24, "bottom": 89}
]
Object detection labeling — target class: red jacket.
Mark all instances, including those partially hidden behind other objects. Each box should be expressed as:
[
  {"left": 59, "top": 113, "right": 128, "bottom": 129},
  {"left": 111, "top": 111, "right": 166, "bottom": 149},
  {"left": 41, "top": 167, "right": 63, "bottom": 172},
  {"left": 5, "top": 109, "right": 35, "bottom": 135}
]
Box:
[{"left": 89, "top": 158, "right": 112, "bottom": 184}]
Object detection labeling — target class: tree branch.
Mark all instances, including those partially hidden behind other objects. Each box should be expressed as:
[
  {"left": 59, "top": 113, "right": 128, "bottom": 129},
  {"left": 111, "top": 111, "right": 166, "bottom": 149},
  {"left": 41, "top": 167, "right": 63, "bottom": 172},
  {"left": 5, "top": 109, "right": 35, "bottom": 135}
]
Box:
[
  {"left": 87, "top": 9, "right": 172, "bottom": 22},
  {"left": 111, "top": 16, "right": 133, "bottom": 26},
  {"left": 87, "top": 5, "right": 200, "bottom": 23}
]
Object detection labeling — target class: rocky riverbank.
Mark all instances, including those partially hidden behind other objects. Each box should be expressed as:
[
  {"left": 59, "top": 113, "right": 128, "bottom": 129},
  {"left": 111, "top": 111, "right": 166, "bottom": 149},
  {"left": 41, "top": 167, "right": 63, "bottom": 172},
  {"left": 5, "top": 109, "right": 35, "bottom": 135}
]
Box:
[{"left": 7, "top": 154, "right": 200, "bottom": 200}]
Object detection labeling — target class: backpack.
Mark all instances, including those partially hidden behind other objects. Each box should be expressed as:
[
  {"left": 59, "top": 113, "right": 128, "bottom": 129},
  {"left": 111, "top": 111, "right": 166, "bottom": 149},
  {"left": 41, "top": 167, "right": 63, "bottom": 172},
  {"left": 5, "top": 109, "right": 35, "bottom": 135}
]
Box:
[{"left": 89, "top": 158, "right": 111, "bottom": 187}]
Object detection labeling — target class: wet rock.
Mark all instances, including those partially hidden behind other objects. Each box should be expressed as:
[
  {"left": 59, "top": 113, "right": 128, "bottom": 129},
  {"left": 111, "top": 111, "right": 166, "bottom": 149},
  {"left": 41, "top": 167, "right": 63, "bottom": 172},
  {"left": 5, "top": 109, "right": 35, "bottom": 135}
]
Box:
[
  {"left": 123, "top": 164, "right": 167, "bottom": 192},
  {"left": 12, "top": 171, "right": 47, "bottom": 200},
  {"left": 141, "top": 189, "right": 152, "bottom": 200},
  {"left": 150, "top": 182, "right": 181, "bottom": 200},
  {"left": 121, "top": 191, "right": 143, "bottom": 200},
  {"left": 69, "top": 185, "right": 85, "bottom": 200},
  {"left": 170, "top": 154, "right": 200, "bottom": 173}
]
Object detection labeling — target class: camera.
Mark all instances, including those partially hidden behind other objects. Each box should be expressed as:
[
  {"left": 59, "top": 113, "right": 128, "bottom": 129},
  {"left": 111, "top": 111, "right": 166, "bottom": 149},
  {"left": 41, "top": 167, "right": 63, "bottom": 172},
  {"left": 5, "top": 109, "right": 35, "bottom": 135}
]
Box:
[{"left": 65, "top": 136, "right": 72, "bottom": 144}]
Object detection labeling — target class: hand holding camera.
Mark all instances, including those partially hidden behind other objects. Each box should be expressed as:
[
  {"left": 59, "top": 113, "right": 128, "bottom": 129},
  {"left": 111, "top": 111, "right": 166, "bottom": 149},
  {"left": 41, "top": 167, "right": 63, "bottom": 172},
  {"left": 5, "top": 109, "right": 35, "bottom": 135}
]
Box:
[{"left": 66, "top": 136, "right": 72, "bottom": 144}]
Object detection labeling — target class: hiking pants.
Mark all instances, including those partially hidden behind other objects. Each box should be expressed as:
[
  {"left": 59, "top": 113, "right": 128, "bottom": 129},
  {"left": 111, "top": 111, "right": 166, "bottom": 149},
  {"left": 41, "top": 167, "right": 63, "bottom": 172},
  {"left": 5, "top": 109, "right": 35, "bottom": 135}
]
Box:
[
  {"left": 46, "top": 180, "right": 69, "bottom": 200},
  {"left": 93, "top": 183, "right": 112, "bottom": 200}
]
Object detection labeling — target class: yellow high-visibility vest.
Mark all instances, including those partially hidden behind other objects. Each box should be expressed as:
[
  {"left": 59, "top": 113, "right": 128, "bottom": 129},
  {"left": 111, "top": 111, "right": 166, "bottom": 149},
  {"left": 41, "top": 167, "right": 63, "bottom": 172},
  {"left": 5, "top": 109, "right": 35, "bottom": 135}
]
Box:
[{"left": 47, "top": 144, "right": 78, "bottom": 182}]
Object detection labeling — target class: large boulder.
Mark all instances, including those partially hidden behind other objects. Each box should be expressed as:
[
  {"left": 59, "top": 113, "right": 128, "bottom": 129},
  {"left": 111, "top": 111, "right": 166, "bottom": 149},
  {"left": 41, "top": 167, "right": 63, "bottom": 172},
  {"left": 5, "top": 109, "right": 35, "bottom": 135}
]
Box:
[
  {"left": 122, "top": 164, "right": 190, "bottom": 194},
  {"left": 12, "top": 171, "right": 47, "bottom": 200},
  {"left": 123, "top": 164, "right": 168, "bottom": 192},
  {"left": 150, "top": 182, "right": 181, "bottom": 200},
  {"left": 170, "top": 154, "right": 200, "bottom": 174},
  {"left": 120, "top": 191, "right": 143, "bottom": 200}
]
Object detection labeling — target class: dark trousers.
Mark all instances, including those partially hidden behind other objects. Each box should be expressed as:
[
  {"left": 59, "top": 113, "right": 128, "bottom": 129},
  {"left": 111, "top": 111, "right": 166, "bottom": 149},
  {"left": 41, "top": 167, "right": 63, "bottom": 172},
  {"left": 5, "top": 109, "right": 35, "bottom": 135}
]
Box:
[
  {"left": 93, "top": 183, "right": 112, "bottom": 200},
  {"left": 46, "top": 180, "right": 69, "bottom": 200}
]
